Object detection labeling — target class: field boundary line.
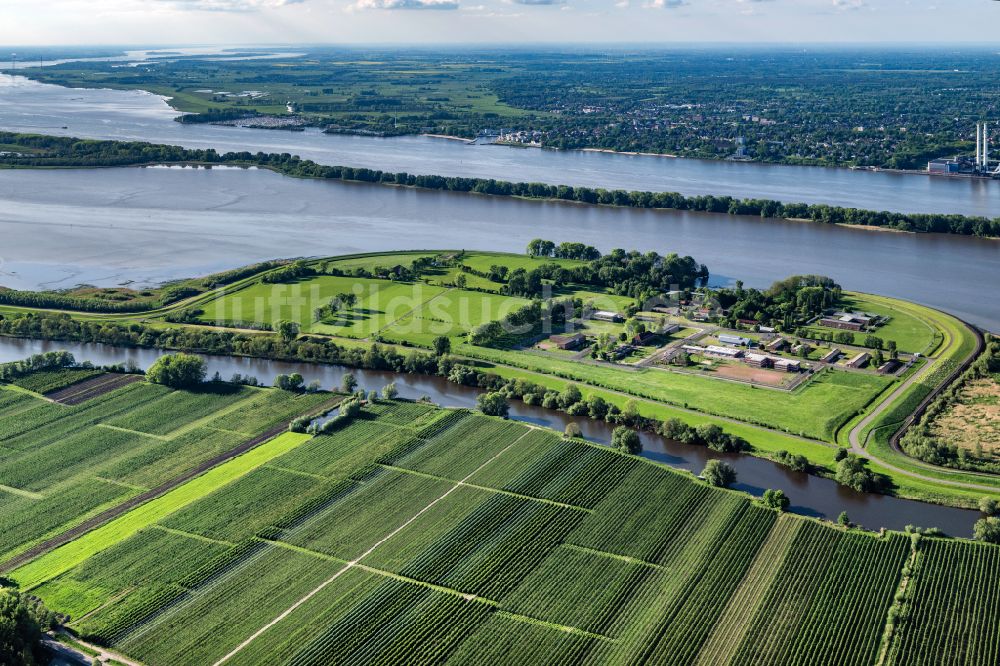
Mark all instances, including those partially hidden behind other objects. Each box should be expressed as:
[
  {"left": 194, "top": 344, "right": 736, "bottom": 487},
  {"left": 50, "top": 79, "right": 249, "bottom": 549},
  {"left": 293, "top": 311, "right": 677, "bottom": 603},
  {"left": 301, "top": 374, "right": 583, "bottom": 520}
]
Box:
[
  {"left": 378, "top": 463, "right": 592, "bottom": 513},
  {"left": 493, "top": 610, "right": 615, "bottom": 642},
  {"left": 0, "top": 484, "right": 44, "bottom": 500},
  {"left": 95, "top": 423, "right": 168, "bottom": 441},
  {"left": 158, "top": 389, "right": 264, "bottom": 440},
  {"left": 260, "top": 538, "right": 614, "bottom": 644},
  {"left": 264, "top": 464, "right": 329, "bottom": 481},
  {"left": 563, "top": 543, "right": 665, "bottom": 570},
  {"left": 150, "top": 524, "right": 236, "bottom": 547},
  {"left": 93, "top": 477, "right": 149, "bottom": 493},
  {"left": 211, "top": 430, "right": 527, "bottom": 666},
  {"left": 375, "top": 286, "right": 455, "bottom": 336}
]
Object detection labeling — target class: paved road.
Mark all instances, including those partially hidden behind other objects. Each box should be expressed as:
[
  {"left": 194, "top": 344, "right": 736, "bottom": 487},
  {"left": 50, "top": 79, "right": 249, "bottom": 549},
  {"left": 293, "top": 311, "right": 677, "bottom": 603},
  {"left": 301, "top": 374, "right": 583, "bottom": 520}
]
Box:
[{"left": 848, "top": 320, "right": 996, "bottom": 494}]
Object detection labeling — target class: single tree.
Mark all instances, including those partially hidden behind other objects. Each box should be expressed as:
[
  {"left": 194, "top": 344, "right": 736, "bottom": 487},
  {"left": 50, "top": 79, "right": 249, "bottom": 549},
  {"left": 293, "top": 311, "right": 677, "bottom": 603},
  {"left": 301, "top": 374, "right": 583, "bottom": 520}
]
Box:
[
  {"left": 564, "top": 422, "right": 582, "bottom": 439},
  {"left": 974, "top": 516, "right": 1000, "bottom": 544},
  {"left": 381, "top": 382, "right": 399, "bottom": 400},
  {"left": 477, "top": 391, "right": 509, "bottom": 418},
  {"left": 276, "top": 319, "right": 300, "bottom": 342},
  {"left": 612, "top": 426, "right": 642, "bottom": 455},
  {"left": 980, "top": 496, "right": 999, "bottom": 516},
  {"left": 341, "top": 373, "right": 358, "bottom": 394},
  {"left": 702, "top": 460, "right": 737, "bottom": 488},
  {"left": 433, "top": 335, "right": 452, "bottom": 356},
  {"left": 146, "top": 353, "right": 206, "bottom": 389},
  {"left": 762, "top": 488, "right": 790, "bottom": 511},
  {"left": 837, "top": 511, "right": 851, "bottom": 527}
]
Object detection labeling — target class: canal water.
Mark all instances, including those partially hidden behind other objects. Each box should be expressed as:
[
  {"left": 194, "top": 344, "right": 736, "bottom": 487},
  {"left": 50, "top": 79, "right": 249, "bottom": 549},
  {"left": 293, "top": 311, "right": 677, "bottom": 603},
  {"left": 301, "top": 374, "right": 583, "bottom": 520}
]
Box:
[
  {"left": 2, "top": 73, "right": 1000, "bottom": 218},
  {"left": 0, "top": 336, "right": 980, "bottom": 537}
]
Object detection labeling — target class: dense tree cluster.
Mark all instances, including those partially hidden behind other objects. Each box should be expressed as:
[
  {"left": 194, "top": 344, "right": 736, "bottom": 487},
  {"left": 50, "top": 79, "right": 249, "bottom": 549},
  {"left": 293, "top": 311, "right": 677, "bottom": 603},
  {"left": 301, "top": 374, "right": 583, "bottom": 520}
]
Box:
[
  {"left": 659, "top": 418, "right": 750, "bottom": 453},
  {"left": 714, "top": 275, "right": 842, "bottom": 330},
  {"left": 468, "top": 299, "right": 573, "bottom": 347},
  {"left": 0, "top": 588, "right": 57, "bottom": 666},
  {"left": 835, "top": 454, "right": 891, "bottom": 494},
  {"left": 3, "top": 132, "right": 999, "bottom": 238},
  {"left": 0, "top": 350, "right": 75, "bottom": 383},
  {"left": 145, "top": 353, "right": 207, "bottom": 389}
]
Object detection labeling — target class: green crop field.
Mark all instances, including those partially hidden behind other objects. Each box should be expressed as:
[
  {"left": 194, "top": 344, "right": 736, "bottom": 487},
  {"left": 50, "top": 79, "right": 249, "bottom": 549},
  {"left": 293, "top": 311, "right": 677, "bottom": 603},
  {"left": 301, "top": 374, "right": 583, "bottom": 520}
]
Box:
[
  {"left": 0, "top": 381, "right": 329, "bottom": 565},
  {"left": 6, "top": 399, "right": 995, "bottom": 666}
]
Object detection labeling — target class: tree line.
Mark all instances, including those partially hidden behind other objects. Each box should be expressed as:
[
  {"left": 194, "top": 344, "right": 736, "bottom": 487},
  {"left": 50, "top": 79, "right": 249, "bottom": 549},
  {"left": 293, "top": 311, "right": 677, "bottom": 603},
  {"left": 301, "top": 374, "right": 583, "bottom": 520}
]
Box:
[{"left": 3, "top": 132, "right": 999, "bottom": 239}]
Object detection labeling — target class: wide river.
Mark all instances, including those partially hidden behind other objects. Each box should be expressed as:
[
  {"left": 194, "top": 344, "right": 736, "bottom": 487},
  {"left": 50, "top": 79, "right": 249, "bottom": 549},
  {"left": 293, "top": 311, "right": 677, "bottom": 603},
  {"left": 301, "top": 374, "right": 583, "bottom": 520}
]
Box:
[
  {"left": 1, "top": 165, "right": 997, "bottom": 331},
  {"left": 0, "top": 336, "right": 980, "bottom": 536},
  {"left": 2, "top": 73, "right": 1000, "bottom": 217}
]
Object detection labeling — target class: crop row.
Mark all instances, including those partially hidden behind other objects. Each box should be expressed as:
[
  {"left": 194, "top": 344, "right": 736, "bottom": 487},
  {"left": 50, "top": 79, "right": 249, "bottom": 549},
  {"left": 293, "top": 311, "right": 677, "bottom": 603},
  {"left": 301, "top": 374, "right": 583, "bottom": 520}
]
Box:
[
  {"left": 0, "top": 426, "right": 149, "bottom": 492},
  {"left": 500, "top": 545, "right": 652, "bottom": 636},
  {"left": 398, "top": 494, "right": 585, "bottom": 600},
  {"left": 277, "top": 418, "right": 416, "bottom": 479},
  {"left": 639, "top": 505, "right": 777, "bottom": 665},
  {"left": 286, "top": 580, "right": 492, "bottom": 666},
  {"left": 447, "top": 613, "right": 598, "bottom": 665},
  {"left": 97, "top": 427, "right": 247, "bottom": 490},
  {"left": 10, "top": 368, "right": 103, "bottom": 395},
  {"left": 0, "top": 479, "right": 130, "bottom": 562},
  {"left": 117, "top": 545, "right": 344, "bottom": 666},
  {"left": 568, "top": 463, "right": 723, "bottom": 563},
  {"left": 471, "top": 431, "right": 639, "bottom": 508},
  {"left": 0, "top": 388, "right": 32, "bottom": 415},
  {"left": 892, "top": 539, "right": 1000, "bottom": 666},
  {"left": 39, "top": 527, "right": 232, "bottom": 639},
  {"left": 0, "top": 382, "right": 166, "bottom": 450},
  {"left": 104, "top": 386, "right": 252, "bottom": 436},
  {"left": 208, "top": 390, "right": 331, "bottom": 435},
  {"left": 394, "top": 415, "right": 525, "bottom": 479},
  {"left": 286, "top": 470, "right": 454, "bottom": 562},
  {"left": 413, "top": 409, "right": 470, "bottom": 439},
  {"left": 772, "top": 532, "right": 909, "bottom": 666},
  {"left": 364, "top": 399, "right": 438, "bottom": 427},
  {"left": 162, "top": 466, "right": 333, "bottom": 543}
]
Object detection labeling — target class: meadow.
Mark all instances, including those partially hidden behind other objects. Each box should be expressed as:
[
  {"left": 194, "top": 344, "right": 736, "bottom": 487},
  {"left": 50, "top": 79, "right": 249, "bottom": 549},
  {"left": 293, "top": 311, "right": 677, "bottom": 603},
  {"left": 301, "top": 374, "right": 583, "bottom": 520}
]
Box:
[{"left": 7, "top": 400, "right": 997, "bottom": 666}]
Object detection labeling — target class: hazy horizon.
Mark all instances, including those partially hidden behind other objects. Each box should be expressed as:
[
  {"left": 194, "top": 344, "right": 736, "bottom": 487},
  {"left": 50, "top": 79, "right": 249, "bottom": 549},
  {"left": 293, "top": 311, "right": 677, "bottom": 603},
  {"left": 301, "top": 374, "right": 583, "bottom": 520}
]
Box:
[{"left": 1, "top": 1, "right": 997, "bottom": 47}]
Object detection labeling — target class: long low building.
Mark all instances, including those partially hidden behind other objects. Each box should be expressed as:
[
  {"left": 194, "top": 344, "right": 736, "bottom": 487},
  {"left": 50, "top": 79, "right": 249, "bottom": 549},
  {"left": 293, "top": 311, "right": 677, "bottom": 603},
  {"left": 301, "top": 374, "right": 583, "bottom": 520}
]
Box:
[{"left": 846, "top": 351, "right": 871, "bottom": 369}]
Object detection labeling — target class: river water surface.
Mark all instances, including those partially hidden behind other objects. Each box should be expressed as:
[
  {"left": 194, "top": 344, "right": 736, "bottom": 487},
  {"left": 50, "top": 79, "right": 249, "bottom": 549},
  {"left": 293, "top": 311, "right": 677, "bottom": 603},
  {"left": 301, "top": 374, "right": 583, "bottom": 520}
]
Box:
[
  {"left": 2, "top": 73, "right": 1000, "bottom": 217},
  {"left": 0, "top": 336, "right": 980, "bottom": 536},
  {"left": 0, "top": 166, "right": 997, "bottom": 331}
]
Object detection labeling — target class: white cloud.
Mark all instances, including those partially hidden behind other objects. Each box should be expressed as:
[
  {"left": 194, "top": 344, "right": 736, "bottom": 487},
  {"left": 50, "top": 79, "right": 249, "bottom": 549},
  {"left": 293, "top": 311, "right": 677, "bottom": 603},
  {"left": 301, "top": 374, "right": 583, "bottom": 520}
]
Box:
[
  {"left": 157, "top": 0, "right": 306, "bottom": 10},
  {"left": 511, "top": 0, "right": 566, "bottom": 5},
  {"left": 353, "top": 0, "right": 459, "bottom": 9},
  {"left": 644, "top": 0, "right": 685, "bottom": 8}
]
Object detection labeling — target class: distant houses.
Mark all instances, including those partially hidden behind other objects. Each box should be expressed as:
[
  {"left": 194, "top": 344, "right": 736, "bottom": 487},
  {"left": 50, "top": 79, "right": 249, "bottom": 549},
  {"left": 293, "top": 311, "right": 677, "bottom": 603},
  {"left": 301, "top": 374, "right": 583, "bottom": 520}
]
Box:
[
  {"left": 718, "top": 334, "right": 752, "bottom": 347},
  {"left": 766, "top": 337, "right": 790, "bottom": 353},
  {"left": 846, "top": 351, "right": 871, "bottom": 369},
  {"left": 632, "top": 330, "right": 658, "bottom": 346},
  {"left": 820, "top": 348, "right": 843, "bottom": 363},
  {"left": 819, "top": 311, "right": 881, "bottom": 332},
  {"left": 550, "top": 333, "right": 586, "bottom": 350}
]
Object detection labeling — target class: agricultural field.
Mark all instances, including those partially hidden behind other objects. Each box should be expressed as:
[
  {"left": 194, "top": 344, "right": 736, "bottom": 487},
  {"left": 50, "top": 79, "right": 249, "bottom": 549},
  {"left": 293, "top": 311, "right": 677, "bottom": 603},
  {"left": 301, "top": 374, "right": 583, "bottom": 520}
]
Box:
[
  {"left": 6, "top": 399, "right": 996, "bottom": 666},
  {"left": 0, "top": 380, "right": 330, "bottom": 564}
]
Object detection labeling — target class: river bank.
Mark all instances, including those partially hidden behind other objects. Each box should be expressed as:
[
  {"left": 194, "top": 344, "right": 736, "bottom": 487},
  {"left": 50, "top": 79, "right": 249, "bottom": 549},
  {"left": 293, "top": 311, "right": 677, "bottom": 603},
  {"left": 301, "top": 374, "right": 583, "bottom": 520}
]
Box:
[{"left": 0, "top": 334, "right": 981, "bottom": 535}]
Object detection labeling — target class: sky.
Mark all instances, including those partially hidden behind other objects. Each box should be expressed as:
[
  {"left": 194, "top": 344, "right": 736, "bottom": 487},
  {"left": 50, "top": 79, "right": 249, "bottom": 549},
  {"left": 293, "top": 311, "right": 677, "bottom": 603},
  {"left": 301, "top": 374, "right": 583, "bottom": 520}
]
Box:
[{"left": 0, "top": 0, "right": 997, "bottom": 46}]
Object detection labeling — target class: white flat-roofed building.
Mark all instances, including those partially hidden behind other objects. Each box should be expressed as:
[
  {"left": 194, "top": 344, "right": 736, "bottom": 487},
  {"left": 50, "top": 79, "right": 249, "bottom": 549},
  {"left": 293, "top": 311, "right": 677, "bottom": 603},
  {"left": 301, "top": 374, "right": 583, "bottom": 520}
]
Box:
[{"left": 591, "top": 310, "right": 625, "bottom": 323}]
